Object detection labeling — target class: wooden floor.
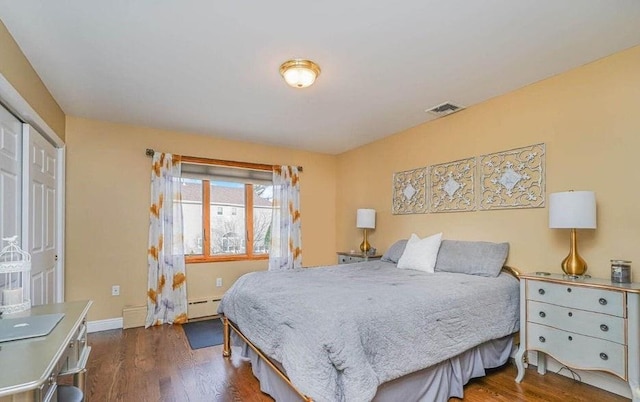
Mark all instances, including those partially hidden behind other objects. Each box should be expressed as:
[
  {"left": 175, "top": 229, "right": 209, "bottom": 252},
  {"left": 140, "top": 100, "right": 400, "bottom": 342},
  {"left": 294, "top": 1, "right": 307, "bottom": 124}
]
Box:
[{"left": 86, "top": 325, "right": 629, "bottom": 402}]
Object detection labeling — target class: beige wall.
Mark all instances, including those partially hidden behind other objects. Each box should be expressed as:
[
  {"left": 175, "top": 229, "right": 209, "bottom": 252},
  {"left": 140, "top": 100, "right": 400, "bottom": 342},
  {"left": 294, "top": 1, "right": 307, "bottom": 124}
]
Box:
[
  {"left": 336, "top": 45, "right": 640, "bottom": 281},
  {"left": 0, "top": 20, "right": 65, "bottom": 140},
  {"left": 65, "top": 117, "right": 337, "bottom": 321}
]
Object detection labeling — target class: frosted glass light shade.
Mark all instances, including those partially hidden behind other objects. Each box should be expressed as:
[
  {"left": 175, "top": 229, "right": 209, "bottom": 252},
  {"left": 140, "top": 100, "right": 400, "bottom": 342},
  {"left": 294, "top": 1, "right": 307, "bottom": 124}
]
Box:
[
  {"left": 357, "top": 209, "right": 376, "bottom": 229},
  {"left": 279, "top": 59, "right": 321, "bottom": 88},
  {"left": 549, "top": 191, "right": 596, "bottom": 229}
]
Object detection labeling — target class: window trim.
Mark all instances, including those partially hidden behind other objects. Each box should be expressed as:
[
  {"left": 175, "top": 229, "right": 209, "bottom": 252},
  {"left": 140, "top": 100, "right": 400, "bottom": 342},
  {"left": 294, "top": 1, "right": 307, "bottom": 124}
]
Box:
[{"left": 184, "top": 179, "right": 270, "bottom": 264}]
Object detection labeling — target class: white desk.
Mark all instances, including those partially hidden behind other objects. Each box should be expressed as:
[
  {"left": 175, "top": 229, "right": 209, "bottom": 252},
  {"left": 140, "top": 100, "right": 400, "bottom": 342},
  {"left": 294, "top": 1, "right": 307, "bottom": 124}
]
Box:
[{"left": 0, "top": 301, "right": 92, "bottom": 402}]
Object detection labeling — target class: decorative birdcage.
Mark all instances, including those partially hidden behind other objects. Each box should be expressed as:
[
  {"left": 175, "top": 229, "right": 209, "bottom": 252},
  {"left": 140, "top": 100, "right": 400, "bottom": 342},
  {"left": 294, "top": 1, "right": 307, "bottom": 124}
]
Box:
[{"left": 0, "top": 236, "right": 31, "bottom": 314}]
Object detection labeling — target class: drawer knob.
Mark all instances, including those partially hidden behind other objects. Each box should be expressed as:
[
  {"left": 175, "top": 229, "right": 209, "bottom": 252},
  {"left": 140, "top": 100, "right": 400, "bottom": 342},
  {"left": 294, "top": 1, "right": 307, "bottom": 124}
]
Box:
[
  {"left": 599, "top": 298, "right": 608, "bottom": 306},
  {"left": 568, "top": 312, "right": 573, "bottom": 317},
  {"left": 538, "top": 289, "right": 545, "bottom": 295},
  {"left": 539, "top": 311, "right": 546, "bottom": 318},
  {"left": 539, "top": 336, "right": 546, "bottom": 343},
  {"left": 568, "top": 336, "right": 573, "bottom": 341},
  {"left": 567, "top": 288, "right": 572, "bottom": 293},
  {"left": 600, "top": 352, "right": 608, "bottom": 361},
  {"left": 600, "top": 324, "right": 609, "bottom": 332}
]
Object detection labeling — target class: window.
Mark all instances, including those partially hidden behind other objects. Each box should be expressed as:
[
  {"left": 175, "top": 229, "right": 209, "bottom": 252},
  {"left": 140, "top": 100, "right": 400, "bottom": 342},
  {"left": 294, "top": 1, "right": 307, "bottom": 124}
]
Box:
[{"left": 180, "top": 162, "right": 273, "bottom": 263}]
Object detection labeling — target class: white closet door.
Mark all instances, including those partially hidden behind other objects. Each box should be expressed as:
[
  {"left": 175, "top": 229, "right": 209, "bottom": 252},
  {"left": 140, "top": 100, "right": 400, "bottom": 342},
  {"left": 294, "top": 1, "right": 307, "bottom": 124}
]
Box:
[
  {"left": 0, "top": 106, "right": 22, "bottom": 244},
  {"left": 25, "top": 125, "right": 58, "bottom": 306}
]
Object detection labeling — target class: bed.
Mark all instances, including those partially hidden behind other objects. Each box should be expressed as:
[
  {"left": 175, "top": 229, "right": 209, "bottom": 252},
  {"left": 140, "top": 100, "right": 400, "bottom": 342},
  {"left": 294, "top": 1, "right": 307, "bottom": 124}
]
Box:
[{"left": 219, "top": 238, "right": 520, "bottom": 402}]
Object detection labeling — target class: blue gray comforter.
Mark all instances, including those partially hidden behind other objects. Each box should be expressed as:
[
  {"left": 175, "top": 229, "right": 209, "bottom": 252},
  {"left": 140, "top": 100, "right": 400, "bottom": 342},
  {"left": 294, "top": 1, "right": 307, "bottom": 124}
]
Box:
[{"left": 218, "top": 261, "right": 519, "bottom": 402}]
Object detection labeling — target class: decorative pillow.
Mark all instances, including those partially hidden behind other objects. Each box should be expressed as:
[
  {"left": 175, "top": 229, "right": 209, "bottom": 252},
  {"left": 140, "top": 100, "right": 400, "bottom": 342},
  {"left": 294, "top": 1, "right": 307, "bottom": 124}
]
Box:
[
  {"left": 380, "top": 239, "right": 408, "bottom": 263},
  {"left": 396, "top": 232, "right": 443, "bottom": 273},
  {"left": 434, "top": 240, "right": 509, "bottom": 277}
]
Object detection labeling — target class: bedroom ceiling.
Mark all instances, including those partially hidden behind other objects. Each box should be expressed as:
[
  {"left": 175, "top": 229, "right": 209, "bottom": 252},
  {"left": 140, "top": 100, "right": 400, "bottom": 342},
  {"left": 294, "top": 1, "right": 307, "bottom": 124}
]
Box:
[{"left": 1, "top": 1, "right": 639, "bottom": 155}]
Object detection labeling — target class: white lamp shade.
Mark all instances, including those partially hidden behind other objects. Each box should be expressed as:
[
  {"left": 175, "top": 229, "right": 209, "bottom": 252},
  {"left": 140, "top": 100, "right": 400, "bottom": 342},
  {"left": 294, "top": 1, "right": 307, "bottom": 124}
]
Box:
[
  {"left": 549, "top": 191, "right": 596, "bottom": 229},
  {"left": 356, "top": 209, "right": 376, "bottom": 229}
]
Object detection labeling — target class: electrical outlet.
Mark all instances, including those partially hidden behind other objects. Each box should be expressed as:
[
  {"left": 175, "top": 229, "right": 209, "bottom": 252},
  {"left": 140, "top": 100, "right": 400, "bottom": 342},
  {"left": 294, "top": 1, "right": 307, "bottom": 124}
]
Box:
[
  {"left": 216, "top": 278, "right": 223, "bottom": 287},
  {"left": 111, "top": 285, "right": 120, "bottom": 296}
]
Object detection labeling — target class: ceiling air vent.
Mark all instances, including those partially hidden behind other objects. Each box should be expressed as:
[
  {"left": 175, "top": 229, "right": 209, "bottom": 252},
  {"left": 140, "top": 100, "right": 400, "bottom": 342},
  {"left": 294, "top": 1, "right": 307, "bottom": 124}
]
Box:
[{"left": 426, "top": 102, "right": 464, "bottom": 117}]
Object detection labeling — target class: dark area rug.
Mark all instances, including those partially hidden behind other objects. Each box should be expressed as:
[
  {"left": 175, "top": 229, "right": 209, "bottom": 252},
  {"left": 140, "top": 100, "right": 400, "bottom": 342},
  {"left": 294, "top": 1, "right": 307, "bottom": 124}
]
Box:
[{"left": 182, "top": 318, "right": 224, "bottom": 350}]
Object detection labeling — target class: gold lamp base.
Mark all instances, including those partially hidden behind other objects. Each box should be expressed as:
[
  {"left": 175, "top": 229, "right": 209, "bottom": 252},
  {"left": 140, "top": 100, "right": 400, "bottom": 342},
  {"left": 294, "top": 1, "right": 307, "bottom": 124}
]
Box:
[
  {"left": 561, "top": 228, "right": 588, "bottom": 277},
  {"left": 360, "top": 229, "right": 371, "bottom": 253}
]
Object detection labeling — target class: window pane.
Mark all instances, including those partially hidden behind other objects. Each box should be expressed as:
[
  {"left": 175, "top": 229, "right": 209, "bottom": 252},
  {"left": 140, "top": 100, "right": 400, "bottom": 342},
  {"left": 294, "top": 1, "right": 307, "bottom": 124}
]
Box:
[
  {"left": 253, "top": 185, "right": 273, "bottom": 254},
  {"left": 210, "top": 181, "right": 246, "bottom": 255},
  {"left": 181, "top": 178, "right": 203, "bottom": 255}
]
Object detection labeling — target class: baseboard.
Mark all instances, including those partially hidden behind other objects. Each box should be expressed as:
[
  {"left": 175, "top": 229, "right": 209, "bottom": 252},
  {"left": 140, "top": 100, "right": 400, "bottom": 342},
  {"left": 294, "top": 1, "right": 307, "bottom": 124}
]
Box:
[
  {"left": 87, "top": 317, "right": 123, "bottom": 333},
  {"left": 526, "top": 351, "right": 631, "bottom": 399}
]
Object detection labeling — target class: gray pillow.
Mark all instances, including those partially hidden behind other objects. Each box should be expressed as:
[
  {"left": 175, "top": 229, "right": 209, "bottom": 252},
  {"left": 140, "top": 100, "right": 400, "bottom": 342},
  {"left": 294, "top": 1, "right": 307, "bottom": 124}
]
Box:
[
  {"left": 434, "top": 240, "right": 509, "bottom": 277},
  {"left": 381, "top": 239, "right": 408, "bottom": 264}
]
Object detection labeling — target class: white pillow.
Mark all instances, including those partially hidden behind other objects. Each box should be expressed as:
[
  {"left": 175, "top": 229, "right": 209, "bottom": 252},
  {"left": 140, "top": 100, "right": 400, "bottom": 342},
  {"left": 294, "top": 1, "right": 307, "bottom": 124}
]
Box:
[{"left": 396, "top": 232, "right": 443, "bottom": 273}]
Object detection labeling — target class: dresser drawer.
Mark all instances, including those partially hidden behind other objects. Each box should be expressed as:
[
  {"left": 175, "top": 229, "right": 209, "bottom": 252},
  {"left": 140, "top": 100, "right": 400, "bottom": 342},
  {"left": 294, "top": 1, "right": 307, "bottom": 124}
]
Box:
[
  {"left": 527, "top": 300, "right": 625, "bottom": 344},
  {"left": 527, "top": 280, "right": 625, "bottom": 317},
  {"left": 338, "top": 255, "right": 364, "bottom": 264},
  {"left": 527, "top": 322, "right": 626, "bottom": 379}
]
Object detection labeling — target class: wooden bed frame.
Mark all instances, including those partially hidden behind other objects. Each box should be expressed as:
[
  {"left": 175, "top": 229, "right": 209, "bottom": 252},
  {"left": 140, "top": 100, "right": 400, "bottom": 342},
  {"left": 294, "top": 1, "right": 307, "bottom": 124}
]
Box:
[{"left": 221, "top": 265, "right": 521, "bottom": 402}]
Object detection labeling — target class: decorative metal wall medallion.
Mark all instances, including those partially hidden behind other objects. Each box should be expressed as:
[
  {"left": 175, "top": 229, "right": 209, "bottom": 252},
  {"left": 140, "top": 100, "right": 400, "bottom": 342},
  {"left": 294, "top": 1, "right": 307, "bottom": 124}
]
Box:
[
  {"left": 478, "top": 143, "right": 545, "bottom": 210},
  {"left": 392, "top": 167, "right": 427, "bottom": 214},
  {"left": 430, "top": 157, "right": 476, "bottom": 212}
]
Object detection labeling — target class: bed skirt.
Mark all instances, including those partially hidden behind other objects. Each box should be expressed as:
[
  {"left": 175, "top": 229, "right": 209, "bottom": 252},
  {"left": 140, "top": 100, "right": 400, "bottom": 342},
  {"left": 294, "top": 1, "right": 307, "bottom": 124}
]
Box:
[{"left": 231, "top": 331, "right": 515, "bottom": 402}]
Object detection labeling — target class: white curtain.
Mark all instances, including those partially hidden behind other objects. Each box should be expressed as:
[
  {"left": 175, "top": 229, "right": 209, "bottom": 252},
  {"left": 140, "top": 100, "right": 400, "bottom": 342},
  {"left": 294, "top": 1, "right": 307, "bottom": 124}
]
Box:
[
  {"left": 268, "top": 166, "right": 302, "bottom": 270},
  {"left": 145, "top": 153, "right": 188, "bottom": 327}
]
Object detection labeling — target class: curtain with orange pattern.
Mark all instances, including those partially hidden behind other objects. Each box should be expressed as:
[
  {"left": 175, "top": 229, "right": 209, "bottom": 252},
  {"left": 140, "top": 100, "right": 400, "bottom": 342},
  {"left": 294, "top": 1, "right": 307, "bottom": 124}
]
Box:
[
  {"left": 268, "top": 166, "right": 302, "bottom": 270},
  {"left": 145, "top": 153, "right": 188, "bottom": 327}
]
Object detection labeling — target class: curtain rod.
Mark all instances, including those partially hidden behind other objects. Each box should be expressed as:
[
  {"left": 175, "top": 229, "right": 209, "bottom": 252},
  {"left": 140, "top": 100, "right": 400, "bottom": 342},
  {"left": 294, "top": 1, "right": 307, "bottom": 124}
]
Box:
[{"left": 145, "top": 148, "right": 303, "bottom": 172}]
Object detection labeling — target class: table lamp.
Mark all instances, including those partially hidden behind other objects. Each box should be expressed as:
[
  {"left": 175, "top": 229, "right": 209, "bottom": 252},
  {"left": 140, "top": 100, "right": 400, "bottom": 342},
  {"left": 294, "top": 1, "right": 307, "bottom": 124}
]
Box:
[
  {"left": 356, "top": 209, "right": 376, "bottom": 253},
  {"left": 548, "top": 191, "right": 596, "bottom": 277}
]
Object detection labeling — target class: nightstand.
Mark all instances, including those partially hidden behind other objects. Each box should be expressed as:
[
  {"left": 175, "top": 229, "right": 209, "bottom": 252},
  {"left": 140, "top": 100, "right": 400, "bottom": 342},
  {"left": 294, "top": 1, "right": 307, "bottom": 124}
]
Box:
[
  {"left": 514, "top": 273, "right": 640, "bottom": 401},
  {"left": 336, "top": 252, "right": 382, "bottom": 264}
]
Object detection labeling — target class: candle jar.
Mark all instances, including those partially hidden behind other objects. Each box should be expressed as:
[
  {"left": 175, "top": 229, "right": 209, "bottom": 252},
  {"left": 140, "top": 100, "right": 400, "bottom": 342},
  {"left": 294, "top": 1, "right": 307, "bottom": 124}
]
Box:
[{"left": 611, "top": 260, "right": 632, "bottom": 284}]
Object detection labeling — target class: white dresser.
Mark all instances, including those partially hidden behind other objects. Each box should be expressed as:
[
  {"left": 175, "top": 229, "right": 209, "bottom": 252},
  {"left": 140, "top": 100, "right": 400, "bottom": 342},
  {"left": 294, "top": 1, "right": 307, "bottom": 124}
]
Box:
[{"left": 515, "top": 273, "right": 640, "bottom": 401}]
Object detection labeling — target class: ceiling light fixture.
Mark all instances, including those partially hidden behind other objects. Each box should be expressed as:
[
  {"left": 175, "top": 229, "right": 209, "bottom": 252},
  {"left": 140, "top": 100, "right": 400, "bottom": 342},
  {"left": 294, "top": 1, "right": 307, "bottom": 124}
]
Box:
[{"left": 279, "top": 59, "right": 321, "bottom": 89}]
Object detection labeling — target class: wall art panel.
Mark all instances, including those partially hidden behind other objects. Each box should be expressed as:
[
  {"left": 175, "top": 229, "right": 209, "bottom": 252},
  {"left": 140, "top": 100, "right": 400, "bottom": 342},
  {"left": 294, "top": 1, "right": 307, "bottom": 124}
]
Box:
[
  {"left": 430, "top": 157, "right": 476, "bottom": 213},
  {"left": 392, "top": 167, "right": 428, "bottom": 214},
  {"left": 478, "top": 143, "right": 545, "bottom": 210}
]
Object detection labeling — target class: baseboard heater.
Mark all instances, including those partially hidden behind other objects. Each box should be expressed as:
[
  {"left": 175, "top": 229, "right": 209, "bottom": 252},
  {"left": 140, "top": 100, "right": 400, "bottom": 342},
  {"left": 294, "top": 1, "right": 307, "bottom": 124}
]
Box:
[
  {"left": 122, "top": 296, "right": 223, "bottom": 329},
  {"left": 187, "top": 297, "right": 222, "bottom": 319}
]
